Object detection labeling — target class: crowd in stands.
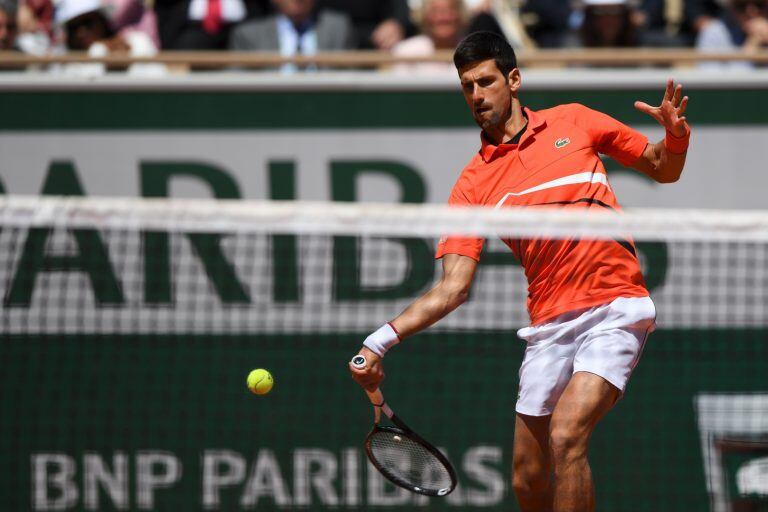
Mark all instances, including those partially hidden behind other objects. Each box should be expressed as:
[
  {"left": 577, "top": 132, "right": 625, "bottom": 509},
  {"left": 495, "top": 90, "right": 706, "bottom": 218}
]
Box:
[{"left": 1, "top": 0, "right": 767, "bottom": 73}]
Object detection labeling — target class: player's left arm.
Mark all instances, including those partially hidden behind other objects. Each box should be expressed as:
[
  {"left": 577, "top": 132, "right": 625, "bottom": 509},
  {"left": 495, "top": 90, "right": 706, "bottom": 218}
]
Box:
[{"left": 630, "top": 79, "right": 690, "bottom": 183}]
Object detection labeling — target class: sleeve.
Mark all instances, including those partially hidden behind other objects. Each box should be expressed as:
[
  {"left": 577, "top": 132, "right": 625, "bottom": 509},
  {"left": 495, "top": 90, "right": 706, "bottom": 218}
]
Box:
[
  {"left": 569, "top": 103, "right": 649, "bottom": 167},
  {"left": 435, "top": 173, "right": 485, "bottom": 262}
]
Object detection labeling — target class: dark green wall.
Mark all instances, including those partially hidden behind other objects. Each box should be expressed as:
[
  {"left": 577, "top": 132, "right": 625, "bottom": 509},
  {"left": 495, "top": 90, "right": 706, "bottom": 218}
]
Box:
[
  {"left": 2, "top": 330, "right": 766, "bottom": 510},
  {"left": 1, "top": 88, "right": 766, "bottom": 130}
]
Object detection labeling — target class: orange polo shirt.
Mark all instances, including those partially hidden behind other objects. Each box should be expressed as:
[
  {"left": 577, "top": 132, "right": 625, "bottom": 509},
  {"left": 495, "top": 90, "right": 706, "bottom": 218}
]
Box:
[{"left": 436, "top": 103, "right": 650, "bottom": 325}]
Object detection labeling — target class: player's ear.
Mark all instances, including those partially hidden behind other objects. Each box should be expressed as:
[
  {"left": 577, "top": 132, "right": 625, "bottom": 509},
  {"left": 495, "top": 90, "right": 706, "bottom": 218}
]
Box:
[{"left": 508, "top": 68, "right": 521, "bottom": 94}]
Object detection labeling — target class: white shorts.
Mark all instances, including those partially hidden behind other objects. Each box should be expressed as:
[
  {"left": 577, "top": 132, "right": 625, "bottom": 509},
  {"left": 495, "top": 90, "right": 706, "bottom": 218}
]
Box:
[{"left": 515, "top": 296, "right": 656, "bottom": 416}]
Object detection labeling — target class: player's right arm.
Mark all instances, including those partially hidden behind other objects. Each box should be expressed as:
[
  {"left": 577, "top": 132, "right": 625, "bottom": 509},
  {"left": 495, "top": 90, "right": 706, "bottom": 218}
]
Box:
[
  {"left": 348, "top": 253, "right": 478, "bottom": 391},
  {"left": 391, "top": 253, "right": 478, "bottom": 338}
]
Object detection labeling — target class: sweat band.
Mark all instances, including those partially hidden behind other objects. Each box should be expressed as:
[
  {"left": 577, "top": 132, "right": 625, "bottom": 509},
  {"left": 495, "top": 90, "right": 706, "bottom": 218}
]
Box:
[
  {"left": 362, "top": 322, "right": 401, "bottom": 358},
  {"left": 664, "top": 124, "right": 690, "bottom": 154}
]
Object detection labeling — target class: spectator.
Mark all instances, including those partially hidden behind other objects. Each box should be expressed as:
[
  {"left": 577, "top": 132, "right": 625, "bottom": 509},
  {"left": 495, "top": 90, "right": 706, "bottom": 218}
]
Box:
[
  {"left": 578, "top": 0, "right": 640, "bottom": 48},
  {"left": 154, "top": 0, "right": 270, "bottom": 49},
  {"left": 635, "top": 0, "right": 695, "bottom": 46},
  {"left": 229, "top": 0, "right": 354, "bottom": 71},
  {"left": 696, "top": 0, "right": 768, "bottom": 69},
  {"left": 317, "top": 0, "right": 415, "bottom": 49},
  {"left": 0, "top": 0, "right": 17, "bottom": 49},
  {"left": 103, "top": 0, "right": 160, "bottom": 48},
  {"left": 391, "top": 0, "right": 465, "bottom": 74},
  {"left": 687, "top": 0, "right": 724, "bottom": 35},
  {"left": 55, "top": 0, "right": 165, "bottom": 75},
  {"left": 463, "top": 0, "right": 506, "bottom": 39},
  {"left": 521, "top": 0, "right": 572, "bottom": 47},
  {"left": 16, "top": 0, "right": 55, "bottom": 53}
]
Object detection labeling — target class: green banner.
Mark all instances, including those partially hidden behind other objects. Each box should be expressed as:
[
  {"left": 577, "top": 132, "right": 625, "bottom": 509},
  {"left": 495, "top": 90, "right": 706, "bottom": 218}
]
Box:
[
  {"left": 1, "top": 331, "right": 767, "bottom": 510},
  {"left": 3, "top": 88, "right": 768, "bottom": 130}
]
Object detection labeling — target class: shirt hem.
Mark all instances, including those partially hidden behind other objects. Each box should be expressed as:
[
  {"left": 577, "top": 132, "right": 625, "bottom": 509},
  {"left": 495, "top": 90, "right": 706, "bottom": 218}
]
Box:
[
  {"left": 434, "top": 249, "right": 481, "bottom": 262},
  {"left": 530, "top": 290, "right": 650, "bottom": 326}
]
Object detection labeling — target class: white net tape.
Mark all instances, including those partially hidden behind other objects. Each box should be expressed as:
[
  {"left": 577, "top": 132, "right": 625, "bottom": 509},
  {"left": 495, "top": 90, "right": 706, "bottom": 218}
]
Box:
[
  {"left": 0, "top": 195, "right": 767, "bottom": 334},
  {"left": 2, "top": 195, "right": 768, "bottom": 241}
]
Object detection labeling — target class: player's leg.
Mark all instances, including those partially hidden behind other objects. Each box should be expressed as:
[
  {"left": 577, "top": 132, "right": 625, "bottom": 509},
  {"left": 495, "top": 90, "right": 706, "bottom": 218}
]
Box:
[
  {"left": 514, "top": 311, "right": 581, "bottom": 511},
  {"left": 549, "top": 371, "right": 618, "bottom": 512},
  {"left": 512, "top": 413, "right": 553, "bottom": 511},
  {"left": 547, "top": 297, "right": 656, "bottom": 511}
]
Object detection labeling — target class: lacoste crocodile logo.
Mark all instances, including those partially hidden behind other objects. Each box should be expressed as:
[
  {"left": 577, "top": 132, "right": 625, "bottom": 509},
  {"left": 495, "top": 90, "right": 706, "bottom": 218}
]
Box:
[{"left": 555, "top": 137, "right": 570, "bottom": 148}]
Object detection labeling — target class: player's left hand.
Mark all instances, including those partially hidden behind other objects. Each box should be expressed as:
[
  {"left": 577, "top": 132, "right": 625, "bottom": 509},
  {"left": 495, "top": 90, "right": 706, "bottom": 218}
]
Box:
[{"left": 634, "top": 79, "right": 689, "bottom": 137}]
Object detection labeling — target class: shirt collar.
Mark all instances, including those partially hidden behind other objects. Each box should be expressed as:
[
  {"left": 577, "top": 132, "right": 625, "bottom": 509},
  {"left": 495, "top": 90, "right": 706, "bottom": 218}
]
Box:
[{"left": 479, "top": 106, "right": 547, "bottom": 163}]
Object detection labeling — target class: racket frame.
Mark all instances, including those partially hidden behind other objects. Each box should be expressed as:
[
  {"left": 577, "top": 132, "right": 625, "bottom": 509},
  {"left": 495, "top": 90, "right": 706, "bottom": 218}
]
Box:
[{"left": 352, "top": 356, "right": 457, "bottom": 497}]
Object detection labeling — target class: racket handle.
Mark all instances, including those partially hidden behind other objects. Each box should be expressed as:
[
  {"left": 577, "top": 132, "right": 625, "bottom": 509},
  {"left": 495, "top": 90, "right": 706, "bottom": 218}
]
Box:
[
  {"left": 365, "top": 388, "right": 385, "bottom": 407},
  {"left": 351, "top": 354, "right": 367, "bottom": 369},
  {"left": 350, "top": 355, "right": 386, "bottom": 408},
  {"left": 367, "top": 388, "right": 393, "bottom": 423}
]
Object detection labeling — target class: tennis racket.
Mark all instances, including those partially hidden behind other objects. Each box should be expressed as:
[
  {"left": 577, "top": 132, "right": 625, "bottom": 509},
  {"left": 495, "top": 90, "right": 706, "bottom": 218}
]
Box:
[{"left": 350, "top": 354, "right": 457, "bottom": 497}]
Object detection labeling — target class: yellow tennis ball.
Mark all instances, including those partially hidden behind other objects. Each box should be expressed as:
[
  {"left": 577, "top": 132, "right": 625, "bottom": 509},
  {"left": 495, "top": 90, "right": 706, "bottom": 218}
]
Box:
[{"left": 247, "top": 369, "right": 274, "bottom": 395}]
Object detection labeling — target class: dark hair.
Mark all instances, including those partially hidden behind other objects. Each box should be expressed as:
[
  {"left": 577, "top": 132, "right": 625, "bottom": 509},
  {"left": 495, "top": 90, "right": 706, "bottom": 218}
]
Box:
[
  {"left": 65, "top": 10, "right": 115, "bottom": 50},
  {"left": 453, "top": 31, "right": 517, "bottom": 76}
]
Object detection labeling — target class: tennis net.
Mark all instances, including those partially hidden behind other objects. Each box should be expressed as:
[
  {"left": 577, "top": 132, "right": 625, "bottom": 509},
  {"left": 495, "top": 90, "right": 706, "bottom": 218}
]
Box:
[{"left": 1, "top": 195, "right": 767, "bottom": 512}]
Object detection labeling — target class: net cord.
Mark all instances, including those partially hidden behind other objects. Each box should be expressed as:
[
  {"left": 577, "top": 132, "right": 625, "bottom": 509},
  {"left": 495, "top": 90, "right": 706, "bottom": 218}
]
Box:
[{"left": 2, "top": 195, "right": 768, "bottom": 242}]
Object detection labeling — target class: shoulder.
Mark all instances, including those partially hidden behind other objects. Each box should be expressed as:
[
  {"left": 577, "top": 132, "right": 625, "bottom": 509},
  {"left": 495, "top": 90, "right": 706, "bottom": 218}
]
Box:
[
  {"left": 696, "top": 18, "right": 734, "bottom": 48},
  {"left": 316, "top": 9, "right": 355, "bottom": 48},
  {"left": 233, "top": 15, "right": 276, "bottom": 36},
  {"left": 536, "top": 103, "right": 594, "bottom": 121},
  {"left": 318, "top": 9, "right": 353, "bottom": 28},
  {"left": 703, "top": 18, "right": 730, "bottom": 35},
  {"left": 529, "top": 104, "right": 599, "bottom": 135},
  {"left": 538, "top": 103, "right": 622, "bottom": 131},
  {"left": 464, "top": 151, "right": 485, "bottom": 171},
  {"left": 454, "top": 154, "right": 483, "bottom": 189}
]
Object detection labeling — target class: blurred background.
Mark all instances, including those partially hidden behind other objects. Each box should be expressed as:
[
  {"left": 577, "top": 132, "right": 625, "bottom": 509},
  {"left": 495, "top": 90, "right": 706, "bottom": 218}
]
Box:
[
  {"left": 1, "top": 0, "right": 768, "bottom": 71},
  {"left": 2, "top": 0, "right": 768, "bottom": 511}
]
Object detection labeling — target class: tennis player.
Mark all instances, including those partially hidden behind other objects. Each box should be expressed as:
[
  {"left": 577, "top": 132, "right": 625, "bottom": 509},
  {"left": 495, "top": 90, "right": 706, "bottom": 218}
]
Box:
[{"left": 349, "top": 31, "right": 689, "bottom": 512}]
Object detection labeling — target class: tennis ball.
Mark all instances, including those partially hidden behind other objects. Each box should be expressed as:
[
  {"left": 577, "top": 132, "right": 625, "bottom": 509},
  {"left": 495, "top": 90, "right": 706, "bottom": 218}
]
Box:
[{"left": 247, "top": 369, "right": 274, "bottom": 395}]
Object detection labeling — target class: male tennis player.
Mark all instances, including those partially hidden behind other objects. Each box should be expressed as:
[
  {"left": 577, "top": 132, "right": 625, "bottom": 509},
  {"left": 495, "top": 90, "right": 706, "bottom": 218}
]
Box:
[{"left": 349, "top": 31, "right": 689, "bottom": 512}]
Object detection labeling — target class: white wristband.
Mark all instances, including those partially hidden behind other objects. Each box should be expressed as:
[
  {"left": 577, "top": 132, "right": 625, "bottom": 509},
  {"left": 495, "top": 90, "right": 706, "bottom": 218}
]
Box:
[{"left": 362, "top": 323, "right": 401, "bottom": 358}]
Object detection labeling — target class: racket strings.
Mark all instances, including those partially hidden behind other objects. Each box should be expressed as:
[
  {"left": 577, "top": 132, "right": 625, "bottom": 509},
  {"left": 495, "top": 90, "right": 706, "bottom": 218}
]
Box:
[{"left": 368, "top": 430, "right": 453, "bottom": 491}]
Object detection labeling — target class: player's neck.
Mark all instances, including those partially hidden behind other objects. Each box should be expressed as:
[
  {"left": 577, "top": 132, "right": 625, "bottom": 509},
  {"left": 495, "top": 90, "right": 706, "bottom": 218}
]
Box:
[
  {"left": 503, "top": 103, "right": 527, "bottom": 143},
  {"left": 484, "top": 102, "right": 526, "bottom": 146}
]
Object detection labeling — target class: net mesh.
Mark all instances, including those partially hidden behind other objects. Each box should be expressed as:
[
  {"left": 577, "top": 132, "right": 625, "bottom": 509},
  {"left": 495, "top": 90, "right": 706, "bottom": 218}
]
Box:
[
  {"left": 367, "top": 427, "right": 453, "bottom": 494},
  {"left": 1, "top": 195, "right": 767, "bottom": 512}
]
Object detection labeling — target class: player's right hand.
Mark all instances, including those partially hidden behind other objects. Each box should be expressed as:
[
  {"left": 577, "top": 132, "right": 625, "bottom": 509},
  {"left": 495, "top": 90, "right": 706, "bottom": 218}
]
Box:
[{"left": 349, "top": 346, "right": 384, "bottom": 392}]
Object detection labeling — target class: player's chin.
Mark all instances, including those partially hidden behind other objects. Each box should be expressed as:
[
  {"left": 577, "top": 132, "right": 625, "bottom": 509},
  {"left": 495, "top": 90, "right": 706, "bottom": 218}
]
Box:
[
  {"left": 478, "top": 118, "right": 496, "bottom": 131},
  {"left": 475, "top": 112, "right": 498, "bottom": 130},
  {"left": 473, "top": 114, "right": 488, "bottom": 129}
]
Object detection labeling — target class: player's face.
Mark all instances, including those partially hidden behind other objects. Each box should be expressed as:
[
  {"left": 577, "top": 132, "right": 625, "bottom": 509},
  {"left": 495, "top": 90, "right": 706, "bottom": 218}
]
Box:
[{"left": 458, "top": 59, "right": 514, "bottom": 132}]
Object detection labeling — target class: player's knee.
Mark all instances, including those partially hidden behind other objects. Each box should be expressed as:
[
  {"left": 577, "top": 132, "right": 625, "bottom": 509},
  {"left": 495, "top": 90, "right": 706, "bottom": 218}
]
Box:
[
  {"left": 549, "top": 426, "right": 588, "bottom": 463},
  {"left": 512, "top": 469, "right": 550, "bottom": 498},
  {"left": 512, "top": 454, "right": 550, "bottom": 496}
]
